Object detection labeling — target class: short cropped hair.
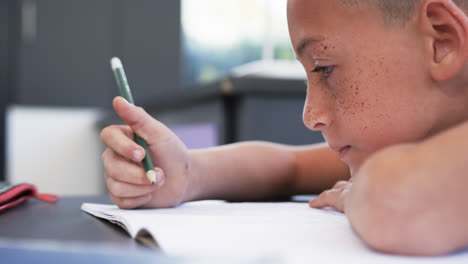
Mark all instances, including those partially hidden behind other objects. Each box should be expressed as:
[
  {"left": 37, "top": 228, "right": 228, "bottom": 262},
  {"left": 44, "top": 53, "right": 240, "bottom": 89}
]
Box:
[{"left": 341, "top": 0, "right": 468, "bottom": 25}]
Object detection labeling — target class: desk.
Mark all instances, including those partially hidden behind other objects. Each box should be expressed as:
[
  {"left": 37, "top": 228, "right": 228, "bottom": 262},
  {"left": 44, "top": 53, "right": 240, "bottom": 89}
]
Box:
[
  {"left": 0, "top": 196, "right": 158, "bottom": 263},
  {"left": 0, "top": 196, "right": 274, "bottom": 264},
  {"left": 0, "top": 196, "right": 141, "bottom": 248}
]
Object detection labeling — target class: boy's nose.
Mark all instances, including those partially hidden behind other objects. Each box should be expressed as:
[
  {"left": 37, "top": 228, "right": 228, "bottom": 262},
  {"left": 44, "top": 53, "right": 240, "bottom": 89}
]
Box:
[{"left": 302, "top": 95, "right": 332, "bottom": 131}]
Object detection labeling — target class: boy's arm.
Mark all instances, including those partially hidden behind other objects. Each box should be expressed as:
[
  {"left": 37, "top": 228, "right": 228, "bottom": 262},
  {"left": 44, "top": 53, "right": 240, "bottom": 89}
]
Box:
[
  {"left": 186, "top": 142, "right": 350, "bottom": 202},
  {"left": 103, "top": 97, "right": 349, "bottom": 209},
  {"left": 346, "top": 121, "right": 468, "bottom": 255}
]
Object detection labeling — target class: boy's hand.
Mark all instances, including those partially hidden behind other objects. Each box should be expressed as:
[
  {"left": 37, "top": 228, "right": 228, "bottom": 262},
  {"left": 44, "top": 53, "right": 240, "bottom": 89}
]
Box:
[
  {"left": 100, "top": 97, "right": 193, "bottom": 209},
  {"left": 308, "top": 180, "right": 352, "bottom": 212}
]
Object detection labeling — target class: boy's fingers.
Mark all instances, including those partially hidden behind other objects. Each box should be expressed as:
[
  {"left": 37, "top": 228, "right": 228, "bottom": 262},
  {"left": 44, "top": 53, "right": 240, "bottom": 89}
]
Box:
[
  {"left": 116, "top": 125, "right": 135, "bottom": 138},
  {"left": 332, "top": 180, "right": 349, "bottom": 189},
  {"left": 101, "top": 126, "right": 145, "bottom": 162},
  {"left": 105, "top": 176, "right": 155, "bottom": 198},
  {"left": 309, "top": 189, "right": 339, "bottom": 208},
  {"left": 102, "top": 149, "right": 155, "bottom": 185},
  {"left": 110, "top": 193, "right": 153, "bottom": 209},
  {"left": 310, "top": 181, "right": 351, "bottom": 210},
  {"left": 155, "top": 168, "right": 166, "bottom": 188},
  {"left": 112, "top": 96, "right": 165, "bottom": 145}
]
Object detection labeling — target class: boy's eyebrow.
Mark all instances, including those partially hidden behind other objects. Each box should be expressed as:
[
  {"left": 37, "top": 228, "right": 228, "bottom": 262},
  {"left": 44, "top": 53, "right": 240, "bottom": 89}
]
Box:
[{"left": 296, "top": 36, "right": 324, "bottom": 58}]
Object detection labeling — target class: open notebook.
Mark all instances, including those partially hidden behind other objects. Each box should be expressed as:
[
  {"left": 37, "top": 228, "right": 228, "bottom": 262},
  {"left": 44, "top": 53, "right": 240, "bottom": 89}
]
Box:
[{"left": 81, "top": 201, "right": 468, "bottom": 263}]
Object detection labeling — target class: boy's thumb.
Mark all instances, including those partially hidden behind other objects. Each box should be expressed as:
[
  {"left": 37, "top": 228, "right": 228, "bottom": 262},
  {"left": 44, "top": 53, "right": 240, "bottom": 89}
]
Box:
[{"left": 112, "top": 96, "right": 159, "bottom": 144}]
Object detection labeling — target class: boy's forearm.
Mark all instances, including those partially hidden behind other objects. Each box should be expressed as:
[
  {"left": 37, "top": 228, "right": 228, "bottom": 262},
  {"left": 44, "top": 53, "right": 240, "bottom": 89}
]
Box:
[
  {"left": 183, "top": 141, "right": 350, "bottom": 202},
  {"left": 184, "top": 141, "right": 296, "bottom": 202},
  {"left": 292, "top": 143, "right": 351, "bottom": 194}
]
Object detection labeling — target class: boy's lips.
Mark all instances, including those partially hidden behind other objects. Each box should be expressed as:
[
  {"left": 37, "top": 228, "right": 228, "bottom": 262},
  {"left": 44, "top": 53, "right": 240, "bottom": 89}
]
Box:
[{"left": 331, "top": 145, "right": 351, "bottom": 159}]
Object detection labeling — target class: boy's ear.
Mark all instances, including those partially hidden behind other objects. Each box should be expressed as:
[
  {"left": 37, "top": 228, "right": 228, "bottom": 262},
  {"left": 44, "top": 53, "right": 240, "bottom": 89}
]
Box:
[{"left": 419, "top": 0, "right": 468, "bottom": 81}]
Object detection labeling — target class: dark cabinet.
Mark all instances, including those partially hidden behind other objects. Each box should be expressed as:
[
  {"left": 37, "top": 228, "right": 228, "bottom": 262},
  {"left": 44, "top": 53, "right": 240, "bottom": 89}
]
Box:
[{"left": 145, "top": 76, "right": 324, "bottom": 147}]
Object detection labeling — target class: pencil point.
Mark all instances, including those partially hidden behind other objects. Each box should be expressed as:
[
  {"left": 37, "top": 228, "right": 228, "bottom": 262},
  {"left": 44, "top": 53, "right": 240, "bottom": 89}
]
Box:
[{"left": 146, "top": 170, "right": 157, "bottom": 185}]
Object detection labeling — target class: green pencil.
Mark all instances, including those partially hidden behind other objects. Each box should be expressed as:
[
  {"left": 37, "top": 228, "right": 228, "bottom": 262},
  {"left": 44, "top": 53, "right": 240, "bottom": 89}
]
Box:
[{"left": 110, "top": 57, "right": 156, "bottom": 184}]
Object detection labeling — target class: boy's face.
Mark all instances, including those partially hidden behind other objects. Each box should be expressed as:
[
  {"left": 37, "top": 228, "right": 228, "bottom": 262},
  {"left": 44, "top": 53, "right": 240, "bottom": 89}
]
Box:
[{"left": 288, "top": 0, "right": 446, "bottom": 174}]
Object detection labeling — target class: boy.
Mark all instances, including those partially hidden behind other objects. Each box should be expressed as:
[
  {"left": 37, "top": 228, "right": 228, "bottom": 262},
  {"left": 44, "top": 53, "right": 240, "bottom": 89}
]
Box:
[{"left": 100, "top": 0, "right": 468, "bottom": 256}]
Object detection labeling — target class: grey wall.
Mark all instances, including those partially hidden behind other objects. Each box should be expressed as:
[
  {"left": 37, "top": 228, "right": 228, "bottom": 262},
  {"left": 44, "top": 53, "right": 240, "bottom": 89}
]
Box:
[
  {"left": 117, "top": 0, "right": 181, "bottom": 105},
  {"left": 2, "top": 0, "right": 181, "bottom": 181},
  {"left": 11, "top": 0, "right": 114, "bottom": 106},
  {"left": 11, "top": 0, "right": 181, "bottom": 107}
]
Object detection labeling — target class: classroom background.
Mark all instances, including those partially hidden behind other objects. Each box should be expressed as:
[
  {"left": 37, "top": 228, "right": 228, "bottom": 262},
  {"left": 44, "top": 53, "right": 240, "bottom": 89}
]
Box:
[{"left": 0, "top": 0, "right": 324, "bottom": 196}]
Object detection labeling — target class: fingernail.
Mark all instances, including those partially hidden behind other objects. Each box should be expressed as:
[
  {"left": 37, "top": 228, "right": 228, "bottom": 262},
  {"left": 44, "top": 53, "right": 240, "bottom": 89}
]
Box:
[
  {"left": 155, "top": 171, "right": 164, "bottom": 187},
  {"left": 309, "top": 199, "right": 316, "bottom": 207},
  {"left": 122, "top": 97, "right": 135, "bottom": 107},
  {"left": 120, "top": 97, "right": 129, "bottom": 104},
  {"left": 133, "top": 150, "right": 143, "bottom": 161}
]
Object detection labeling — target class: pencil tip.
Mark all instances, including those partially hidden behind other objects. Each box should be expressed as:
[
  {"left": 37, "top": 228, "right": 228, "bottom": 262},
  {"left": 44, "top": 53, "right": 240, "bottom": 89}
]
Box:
[{"left": 146, "top": 170, "right": 157, "bottom": 185}]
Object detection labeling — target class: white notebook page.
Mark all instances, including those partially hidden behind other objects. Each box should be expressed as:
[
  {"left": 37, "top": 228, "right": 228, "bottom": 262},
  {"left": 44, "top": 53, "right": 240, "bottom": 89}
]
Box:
[{"left": 81, "top": 201, "right": 468, "bottom": 263}]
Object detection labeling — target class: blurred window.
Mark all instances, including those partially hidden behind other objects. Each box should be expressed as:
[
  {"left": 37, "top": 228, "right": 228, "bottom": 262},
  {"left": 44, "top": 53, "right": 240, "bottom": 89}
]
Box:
[{"left": 181, "top": 0, "right": 294, "bottom": 86}]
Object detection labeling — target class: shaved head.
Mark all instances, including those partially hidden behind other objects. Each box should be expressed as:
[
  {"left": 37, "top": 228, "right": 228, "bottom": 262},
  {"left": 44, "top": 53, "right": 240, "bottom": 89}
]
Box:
[{"left": 340, "top": 0, "right": 468, "bottom": 24}]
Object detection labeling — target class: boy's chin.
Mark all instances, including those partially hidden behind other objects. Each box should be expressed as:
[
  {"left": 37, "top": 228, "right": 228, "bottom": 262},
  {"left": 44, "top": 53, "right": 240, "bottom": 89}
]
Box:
[
  {"left": 345, "top": 159, "right": 363, "bottom": 177},
  {"left": 349, "top": 164, "right": 359, "bottom": 177},
  {"left": 348, "top": 156, "right": 374, "bottom": 178}
]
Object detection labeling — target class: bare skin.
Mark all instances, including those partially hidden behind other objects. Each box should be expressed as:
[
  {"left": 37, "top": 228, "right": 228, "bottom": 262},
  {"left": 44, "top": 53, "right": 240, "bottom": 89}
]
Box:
[
  {"left": 101, "top": 97, "right": 349, "bottom": 209},
  {"left": 288, "top": 0, "right": 468, "bottom": 255},
  {"left": 101, "top": 0, "right": 468, "bottom": 256}
]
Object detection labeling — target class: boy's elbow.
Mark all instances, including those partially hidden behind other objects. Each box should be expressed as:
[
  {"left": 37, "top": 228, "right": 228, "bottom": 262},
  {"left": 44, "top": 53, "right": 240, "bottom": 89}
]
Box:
[
  {"left": 354, "top": 183, "right": 420, "bottom": 255},
  {"left": 358, "top": 212, "right": 437, "bottom": 256},
  {"left": 351, "top": 146, "right": 460, "bottom": 256},
  {"left": 358, "top": 203, "right": 460, "bottom": 256}
]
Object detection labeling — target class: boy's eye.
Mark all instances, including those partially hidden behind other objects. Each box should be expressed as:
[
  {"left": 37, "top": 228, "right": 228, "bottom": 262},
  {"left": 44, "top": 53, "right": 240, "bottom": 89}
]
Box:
[{"left": 311, "top": 65, "right": 334, "bottom": 78}]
